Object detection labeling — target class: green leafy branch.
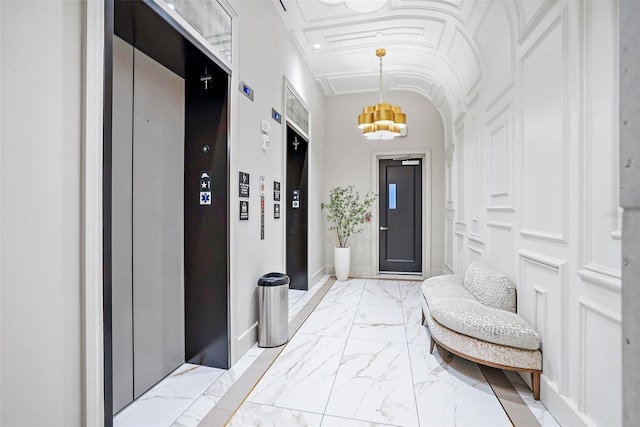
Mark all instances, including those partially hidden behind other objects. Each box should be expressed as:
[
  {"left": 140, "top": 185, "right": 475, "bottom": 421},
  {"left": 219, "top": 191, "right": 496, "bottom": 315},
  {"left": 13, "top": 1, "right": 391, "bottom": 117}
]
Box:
[{"left": 321, "top": 185, "right": 377, "bottom": 248}]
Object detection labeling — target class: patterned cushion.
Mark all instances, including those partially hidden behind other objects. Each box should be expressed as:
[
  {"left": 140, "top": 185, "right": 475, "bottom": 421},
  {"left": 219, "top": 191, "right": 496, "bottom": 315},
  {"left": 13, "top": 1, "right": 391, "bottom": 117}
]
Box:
[
  {"left": 421, "top": 276, "right": 476, "bottom": 304},
  {"left": 428, "top": 297, "right": 540, "bottom": 350},
  {"left": 463, "top": 262, "right": 517, "bottom": 312},
  {"left": 422, "top": 304, "right": 542, "bottom": 371}
]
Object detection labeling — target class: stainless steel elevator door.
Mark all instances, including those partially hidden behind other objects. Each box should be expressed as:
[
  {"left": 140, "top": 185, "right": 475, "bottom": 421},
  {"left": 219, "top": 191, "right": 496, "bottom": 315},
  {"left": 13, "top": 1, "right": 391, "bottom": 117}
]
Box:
[{"left": 112, "top": 36, "right": 185, "bottom": 413}]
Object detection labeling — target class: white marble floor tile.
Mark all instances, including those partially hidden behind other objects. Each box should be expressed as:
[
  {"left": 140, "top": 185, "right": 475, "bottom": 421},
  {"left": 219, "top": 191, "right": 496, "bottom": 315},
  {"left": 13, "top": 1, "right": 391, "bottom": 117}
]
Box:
[
  {"left": 321, "top": 415, "right": 401, "bottom": 426},
  {"left": 298, "top": 302, "right": 358, "bottom": 337},
  {"left": 114, "top": 364, "right": 225, "bottom": 427},
  {"left": 228, "top": 402, "right": 323, "bottom": 427},
  {"left": 360, "top": 280, "right": 402, "bottom": 307},
  {"left": 325, "top": 338, "right": 419, "bottom": 426},
  {"left": 204, "top": 353, "right": 257, "bottom": 398},
  {"left": 398, "top": 281, "right": 423, "bottom": 308},
  {"left": 321, "top": 278, "right": 366, "bottom": 305},
  {"left": 171, "top": 394, "right": 220, "bottom": 427},
  {"left": 403, "top": 306, "right": 430, "bottom": 345},
  {"left": 247, "top": 333, "right": 347, "bottom": 413},
  {"left": 350, "top": 304, "right": 407, "bottom": 343},
  {"left": 407, "top": 343, "right": 511, "bottom": 427},
  {"left": 289, "top": 289, "right": 308, "bottom": 307},
  {"left": 504, "top": 371, "right": 560, "bottom": 427}
]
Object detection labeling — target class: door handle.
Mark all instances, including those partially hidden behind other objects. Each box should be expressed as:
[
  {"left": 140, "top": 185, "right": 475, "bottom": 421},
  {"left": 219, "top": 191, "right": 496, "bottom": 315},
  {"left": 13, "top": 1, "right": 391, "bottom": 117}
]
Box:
[{"left": 380, "top": 226, "right": 388, "bottom": 231}]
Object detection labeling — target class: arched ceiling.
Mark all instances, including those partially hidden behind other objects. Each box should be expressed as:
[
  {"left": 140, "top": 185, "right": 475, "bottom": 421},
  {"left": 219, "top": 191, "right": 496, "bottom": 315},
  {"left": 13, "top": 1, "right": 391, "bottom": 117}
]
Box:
[{"left": 272, "top": 0, "right": 516, "bottom": 116}]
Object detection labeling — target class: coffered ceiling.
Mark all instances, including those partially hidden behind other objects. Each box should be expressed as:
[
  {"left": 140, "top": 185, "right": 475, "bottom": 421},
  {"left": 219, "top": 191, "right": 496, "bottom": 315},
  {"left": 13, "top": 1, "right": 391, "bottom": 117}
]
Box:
[{"left": 272, "top": 0, "right": 501, "bottom": 113}]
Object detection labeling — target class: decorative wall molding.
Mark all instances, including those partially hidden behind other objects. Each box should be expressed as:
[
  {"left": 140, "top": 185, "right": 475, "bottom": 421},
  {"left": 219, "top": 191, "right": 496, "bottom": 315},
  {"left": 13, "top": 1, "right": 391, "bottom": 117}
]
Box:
[
  {"left": 516, "top": 0, "right": 559, "bottom": 45},
  {"left": 519, "top": 249, "right": 569, "bottom": 393},
  {"left": 577, "top": 267, "right": 621, "bottom": 291},
  {"left": 486, "top": 220, "right": 514, "bottom": 230},
  {"left": 580, "top": 0, "right": 622, "bottom": 273},
  {"left": 487, "top": 115, "right": 512, "bottom": 202},
  {"left": 533, "top": 285, "right": 548, "bottom": 347},
  {"left": 578, "top": 297, "right": 621, "bottom": 415},
  {"left": 518, "top": 11, "right": 569, "bottom": 245},
  {"left": 518, "top": 249, "right": 567, "bottom": 270},
  {"left": 520, "top": 229, "right": 566, "bottom": 244},
  {"left": 467, "top": 234, "right": 485, "bottom": 245},
  {"left": 486, "top": 205, "right": 515, "bottom": 212}
]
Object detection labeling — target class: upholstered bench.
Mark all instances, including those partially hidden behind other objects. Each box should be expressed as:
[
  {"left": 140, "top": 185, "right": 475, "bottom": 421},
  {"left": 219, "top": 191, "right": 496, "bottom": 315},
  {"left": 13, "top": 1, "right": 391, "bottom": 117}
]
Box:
[{"left": 421, "top": 261, "right": 542, "bottom": 400}]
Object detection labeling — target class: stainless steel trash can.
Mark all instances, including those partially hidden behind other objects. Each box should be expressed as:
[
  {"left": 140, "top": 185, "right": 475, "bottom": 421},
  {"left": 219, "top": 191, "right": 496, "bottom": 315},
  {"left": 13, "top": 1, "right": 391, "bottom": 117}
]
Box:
[{"left": 258, "top": 272, "right": 290, "bottom": 348}]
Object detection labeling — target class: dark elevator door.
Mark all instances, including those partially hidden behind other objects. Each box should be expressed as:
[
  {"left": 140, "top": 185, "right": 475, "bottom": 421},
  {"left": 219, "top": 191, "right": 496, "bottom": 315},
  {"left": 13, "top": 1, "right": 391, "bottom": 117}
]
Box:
[
  {"left": 286, "top": 125, "right": 309, "bottom": 290},
  {"left": 379, "top": 159, "right": 422, "bottom": 273}
]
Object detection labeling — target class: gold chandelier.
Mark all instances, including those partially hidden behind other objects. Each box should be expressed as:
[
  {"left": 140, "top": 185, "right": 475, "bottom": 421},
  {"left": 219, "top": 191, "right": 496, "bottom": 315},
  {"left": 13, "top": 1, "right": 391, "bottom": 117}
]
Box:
[{"left": 357, "top": 48, "right": 406, "bottom": 140}]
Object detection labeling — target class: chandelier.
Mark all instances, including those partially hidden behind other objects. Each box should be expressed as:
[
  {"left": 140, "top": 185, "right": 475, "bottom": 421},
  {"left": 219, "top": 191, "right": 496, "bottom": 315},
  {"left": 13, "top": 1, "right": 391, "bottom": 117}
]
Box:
[{"left": 357, "top": 48, "right": 406, "bottom": 140}]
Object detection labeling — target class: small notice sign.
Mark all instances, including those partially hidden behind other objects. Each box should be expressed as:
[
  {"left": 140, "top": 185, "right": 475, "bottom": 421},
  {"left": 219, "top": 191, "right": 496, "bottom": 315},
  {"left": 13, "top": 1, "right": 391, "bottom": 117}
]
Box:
[
  {"left": 274, "top": 203, "right": 280, "bottom": 219},
  {"left": 200, "top": 171, "right": 211, "bottom": 205},
  {"left": 239, "top": 172, "right": 250, "bottom": 198},
  {"left": 259, "top": 176, "right": 266, "bottom": 197},
  {"left": 200, "top": 192, "right": 211, "bottom": 205},
  {"left": 239, "top": 200, "right": 249, "bottom": 221},
  {"left": 274, "top": 181, "right": 281, "bottom": 201}
]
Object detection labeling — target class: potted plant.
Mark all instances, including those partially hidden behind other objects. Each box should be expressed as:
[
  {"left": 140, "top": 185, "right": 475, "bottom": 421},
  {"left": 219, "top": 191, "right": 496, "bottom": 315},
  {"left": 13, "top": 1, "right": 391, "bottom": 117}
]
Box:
[{"left": 322, "top": 185, "right": 377, "bottom": 281}]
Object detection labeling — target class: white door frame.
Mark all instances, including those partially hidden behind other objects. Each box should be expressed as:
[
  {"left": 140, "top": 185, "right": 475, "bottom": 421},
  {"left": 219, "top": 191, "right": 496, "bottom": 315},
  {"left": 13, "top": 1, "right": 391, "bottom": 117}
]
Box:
[
  {"left": 83, "top": 0, "right": 105, "bottom": 424},
  {"left": 370, "top": 148, "right": 432, "bottom": 278}
]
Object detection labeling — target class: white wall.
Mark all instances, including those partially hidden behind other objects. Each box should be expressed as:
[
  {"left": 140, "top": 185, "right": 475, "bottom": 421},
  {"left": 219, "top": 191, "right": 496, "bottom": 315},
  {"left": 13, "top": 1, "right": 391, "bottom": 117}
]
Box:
[
  {"left": 324, "top": 91, "right": 445, "bottom": 277},
  {"left": 446, "top": 1, "right": 622, "bottom": 425},
  {"left": 228, "top": 0, "right": 326, "bottom": 359},
  {"left": 0, "top": 1, "right": 84, "bottom": 424}
]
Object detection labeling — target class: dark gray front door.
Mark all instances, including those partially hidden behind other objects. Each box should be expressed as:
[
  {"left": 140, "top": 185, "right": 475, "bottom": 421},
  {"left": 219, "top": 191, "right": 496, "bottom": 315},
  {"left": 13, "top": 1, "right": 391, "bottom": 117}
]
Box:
[{"left": 379, "top": 159, "right": 422, "bottom": 273}]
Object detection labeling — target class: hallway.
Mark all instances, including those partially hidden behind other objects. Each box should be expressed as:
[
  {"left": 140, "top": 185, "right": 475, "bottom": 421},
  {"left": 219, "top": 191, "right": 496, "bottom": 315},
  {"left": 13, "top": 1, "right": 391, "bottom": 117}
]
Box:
[{"left": 116, "top": 277, "right": 558, "bottom": 426}]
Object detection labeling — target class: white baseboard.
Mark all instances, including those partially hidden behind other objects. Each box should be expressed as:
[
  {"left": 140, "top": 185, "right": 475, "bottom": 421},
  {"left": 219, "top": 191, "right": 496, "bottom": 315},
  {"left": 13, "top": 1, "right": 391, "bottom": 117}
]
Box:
[
  {"left": 311, "top": 265, "right": 326, "bottom": 285},
  {"left": 539, "top": 375, "right": 595, "bottom": 427},
  {"left": 236, "top": 322, "right": 258, "bottom": 359}
]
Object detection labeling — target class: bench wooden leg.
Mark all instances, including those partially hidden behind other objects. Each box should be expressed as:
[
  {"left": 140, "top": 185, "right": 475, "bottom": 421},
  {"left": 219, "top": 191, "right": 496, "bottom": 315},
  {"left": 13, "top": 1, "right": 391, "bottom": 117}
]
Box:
[
  {"left": 430, "top": 336, "right": 435, "bottom": 354},
  {"left": 532, "top": 370, "right": 541, "bottom": 400}
]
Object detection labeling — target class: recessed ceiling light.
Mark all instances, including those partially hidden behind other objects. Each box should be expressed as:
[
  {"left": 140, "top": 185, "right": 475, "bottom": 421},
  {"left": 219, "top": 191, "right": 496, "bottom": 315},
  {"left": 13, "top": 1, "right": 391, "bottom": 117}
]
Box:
[
  {"left": 167, "top": 3, "right": 175, "bottom": 10},
  {"left": 313, "top": 43, "right": 321, "bottom": 49}
]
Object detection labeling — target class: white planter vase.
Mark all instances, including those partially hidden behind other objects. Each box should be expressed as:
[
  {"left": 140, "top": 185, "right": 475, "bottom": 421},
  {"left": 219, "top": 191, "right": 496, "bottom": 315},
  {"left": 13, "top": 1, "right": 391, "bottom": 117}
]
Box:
[{"left": 334, "top": 246, "right": 351, "bottom": 281}]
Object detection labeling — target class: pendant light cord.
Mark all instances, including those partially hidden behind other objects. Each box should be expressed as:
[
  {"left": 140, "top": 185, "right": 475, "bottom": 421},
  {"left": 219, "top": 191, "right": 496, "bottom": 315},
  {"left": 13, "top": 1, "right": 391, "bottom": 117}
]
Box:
[{"left": 379, "top": 54, "right": 383, "bottom": 103}]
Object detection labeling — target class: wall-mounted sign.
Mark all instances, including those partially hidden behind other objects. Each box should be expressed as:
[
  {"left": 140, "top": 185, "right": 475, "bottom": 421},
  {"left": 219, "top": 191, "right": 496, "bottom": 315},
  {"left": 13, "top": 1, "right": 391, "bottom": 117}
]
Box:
[
  {"left": 239, "top": 171, "right": 250, "bottom": 198},
  {"left": 200, "top": 171, "right": 211, "bottom": 205},
  {"left": 239, "top": 200, "right": 249, "bottom": 221},
  {"left": 239, "top": 81, "right": 254, "bottom": 101},
  {"left": 274, "top": 181, "right": 281, "bottom": 201},
  {"left": 272, "top": 108, "right": 282, "bottom": 124},
  {"left": 259, "top": 176, "right": 266, "bottom": 197},
  {"left": 260, "top": 196, "right": 265, "bottom": 240},
  {"left": 274, "top": 203, "right": 280, "bottom": 219},
  {"left": 292, "top": 189, "right": 300, "bottom": 209}
]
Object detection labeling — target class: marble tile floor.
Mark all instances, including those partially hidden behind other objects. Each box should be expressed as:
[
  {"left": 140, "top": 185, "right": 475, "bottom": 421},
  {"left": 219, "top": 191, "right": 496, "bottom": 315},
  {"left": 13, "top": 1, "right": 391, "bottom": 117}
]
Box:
[
  {"left": 228, "top": 278, "right": 560, "bottom": 427},
  {"left": 113, "top": 276, "right": 331, "bottom": 427},
  {"left": 115, "top": 276, "right": 560, "bottom": 427}
]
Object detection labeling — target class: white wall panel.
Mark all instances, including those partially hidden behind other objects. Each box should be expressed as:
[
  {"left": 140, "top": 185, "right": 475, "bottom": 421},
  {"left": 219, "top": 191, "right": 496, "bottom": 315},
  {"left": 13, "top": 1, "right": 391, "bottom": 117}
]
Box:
[
  {"left": 579, "top": 299, "right": 621, "bottom": 427},
  {"left": 455, "top": 127, "right": 465, "bottom": 221},
  {"left": 520, "top": 15, "right": 567, "bottom": 243},
  {"left": 582, "top": 0, "right": 621, "bottom": 278},
  {"left": 519, "top": 250, "right": 568, "bottom": 392},
  {"left": 445, "top": 1, "right": 621, "bottom": 425},
  {"left": 474, "top": 1, "right": 514, "bottom": 108},
  {"left": 486, "top": 222, "right": 514, "bottom": 278}
]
